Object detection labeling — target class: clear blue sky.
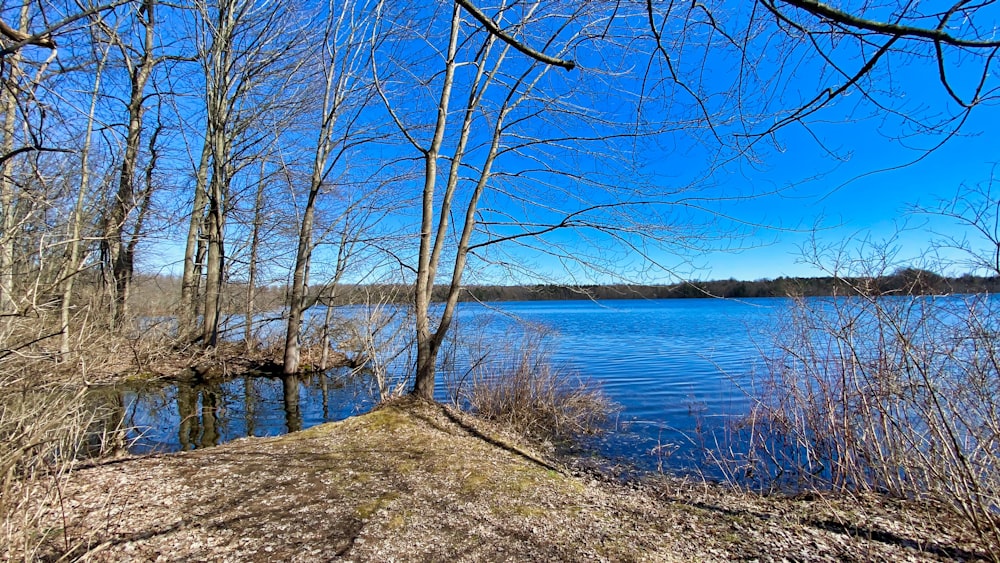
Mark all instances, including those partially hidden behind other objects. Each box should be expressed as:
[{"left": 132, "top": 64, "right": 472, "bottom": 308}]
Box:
[
  {"left": 141, "top": 2, "right": 1000, "bottom": 285},
  {"left": 472, "top": 81, "right": 1000, "bottom": 283},
  {"left": 690, "top": 105, "right": 1000, "bottom": 281},
  {"left": 452, "top": 5, "right": 1000, "bottom": 284}
]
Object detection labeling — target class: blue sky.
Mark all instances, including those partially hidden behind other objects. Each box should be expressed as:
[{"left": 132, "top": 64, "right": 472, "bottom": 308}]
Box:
[
  {"left": 446, "top": 3, "right": 1000, "bottom": 284},
  {"left": 691, "top": 104, "right": 1000, "bottom": 281},
  {"left": 135, "top": 1, "right": 1000, "bottom": 285},
  {"left": 506, "top": 131, "right": 1000, "bottom": 283}
]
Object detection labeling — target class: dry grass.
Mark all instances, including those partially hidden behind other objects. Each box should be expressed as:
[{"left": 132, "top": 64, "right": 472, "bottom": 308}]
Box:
[
  {"left": 0, "top": 332, "right": 123, "bottom": 561},
  {"left": 0, "top": 303, "right": 164, "bottom": 561},
  {"left": 0, "top": 387, "right": 125, "bottom": 561},
  {"left": 725, "top": 287, "right": 1000, "bottom": 559},
  {"left": 454, "top": 336, "right": 617, "bottom": 445}
]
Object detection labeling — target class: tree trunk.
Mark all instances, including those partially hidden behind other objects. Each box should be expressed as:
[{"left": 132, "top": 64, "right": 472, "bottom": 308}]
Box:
[
  {"left": 118, "top": 118, "right": 161, "bottom": 324},
  {"left": 61, "top": 52, "right": 105, "bottom": 356},
  {"left": 282, "top": 193, "right": 315, "bottom": 375},
  {"left": 413, "top": 330, "right": 440, "bottom": 400},
  {"left": 244, "top": 169, "right": 265, "bottom": 350},
  {"left": 410, "top": 7, "right": 462, "bottom": 399},
  {"left": 0, "top": 3, "right": 27, "bottom": 315},
  {"left": 180, "top": 140, "right": 211, "bottom": 338},
  {"left": 202, "top": 182, "right": 224, "bottom": 347},
  {"left": 105, "top": 0, "right": 156, "bottom": 330}
]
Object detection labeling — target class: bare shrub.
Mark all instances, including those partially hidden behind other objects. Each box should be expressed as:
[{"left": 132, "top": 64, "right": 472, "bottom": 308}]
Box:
[
  {"left": 337, "top": 289, "right": 414, "bottom": 402},
  {"left": 454, "top": 330, "right": 617, "bottom": 444},
  {"left": 731, "top": 281, "right": 1000, "bottom": 554},
  {"left": 0, "top": 378, "right": 123, "bottom": 560},
  {"left": 0, "top": 313, "right": 132, "bottom": 560}
]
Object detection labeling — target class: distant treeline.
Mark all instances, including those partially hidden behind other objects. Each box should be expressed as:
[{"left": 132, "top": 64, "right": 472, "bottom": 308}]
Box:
[{"left": 322, "top": 269, "right": 1000, "bottom": 305}]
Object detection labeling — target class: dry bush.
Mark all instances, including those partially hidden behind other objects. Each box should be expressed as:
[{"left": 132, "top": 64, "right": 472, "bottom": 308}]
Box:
[
  {"left": 334, "top": 290, "right": 414, "bottom": 401},
  {"left": 729, "top": 286, "right": 1000, "bottom": 556},
  {"left": 0, "top": 353, "right": 125, "bottom": 560},
  {"left": 0, "top": 303, "right": 139, "bottom": 560},
  {"left": 453, "top": 331, "right": 617, "bottom": 445},
  {"left": 0, "top": 389, "right": 121, "bottom": 561}
]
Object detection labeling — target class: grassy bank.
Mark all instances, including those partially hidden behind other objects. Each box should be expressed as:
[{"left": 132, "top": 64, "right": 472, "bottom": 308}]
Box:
[{"left": 13, "top": 397, "right": 993, "bottom": 561}]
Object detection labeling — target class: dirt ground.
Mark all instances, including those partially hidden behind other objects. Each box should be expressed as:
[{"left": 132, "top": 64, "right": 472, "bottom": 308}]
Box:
[{"left": 29, "top": 397, "right": 995, "bottom": 562}]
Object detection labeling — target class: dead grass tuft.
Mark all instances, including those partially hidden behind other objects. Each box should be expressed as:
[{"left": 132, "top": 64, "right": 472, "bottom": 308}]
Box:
[{"left": 458, "top": 341, "right": 617, "bottom": 445}]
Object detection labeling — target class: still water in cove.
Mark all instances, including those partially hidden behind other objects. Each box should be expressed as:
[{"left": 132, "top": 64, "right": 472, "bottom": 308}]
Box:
[
  {"left": 123, "top": 371, "right": 379, "bottom": 454},
  {"left": 120, "top": 298, "right": 786, "bottom": 473}
]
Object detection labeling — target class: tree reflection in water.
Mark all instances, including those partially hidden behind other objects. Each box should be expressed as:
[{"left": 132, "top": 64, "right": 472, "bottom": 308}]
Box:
[
  {"left": 283, "top": 375, "right": 301, "bottom": 433},
  {"left": 176, "top": 383, "right": 223, "bottom": 450},
  {"left": 116, "top": 368, "right": 377, "bottom": 453}
]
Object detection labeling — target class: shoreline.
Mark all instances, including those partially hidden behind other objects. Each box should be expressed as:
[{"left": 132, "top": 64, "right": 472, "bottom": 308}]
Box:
[{"left": 22, "top": 397, "right": 991, "bottom": 561}]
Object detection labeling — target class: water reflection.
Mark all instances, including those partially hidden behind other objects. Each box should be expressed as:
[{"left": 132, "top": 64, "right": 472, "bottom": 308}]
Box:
[
  {"left": 176, "top": 383, "right": 223, "bottom": 450},
  {"left": 120, "top": 368, "right": 377, "bottom": 454},
  {"left": 98, "top": 299, "right": 783, "bottom": 474},
  {"left": 283, "top": 375, "right": 301, "bottom": 433},
  {"left": 81, "top": 387, "right": 130, "bottom": 457}
]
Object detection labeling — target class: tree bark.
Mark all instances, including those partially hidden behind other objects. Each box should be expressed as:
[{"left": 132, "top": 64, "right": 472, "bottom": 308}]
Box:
[
  {"left": 104, "top": 0, "right": 157, "bottom": 330},
  {"left": 244, "top": 162, "right": 266, "bottom": 350},
  {"left": 180, "top": 140, "right": 211, "bottom": 338},
  {"left": 61, "top": 49, "right": 105, "bottom": 356},
  {"left": 202, "top": 177, "right": 224, "bottom": 347},
  {"left": 0, "top": 3, "right": 28, "bottom": 315},
  {"left": 411, "top": 5, "right": 462, "bottom": 400}
]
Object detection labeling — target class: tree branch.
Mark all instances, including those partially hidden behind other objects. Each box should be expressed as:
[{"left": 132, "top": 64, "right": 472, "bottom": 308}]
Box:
[
  {"left": 777, "top": 0, "right": 1000, "bottom": 47},
  {"left": 0, "top": 19, "right": 55, "bottom": 49},
  {"left": 454, "top": 0, "right": 575, "bottom": 71}
]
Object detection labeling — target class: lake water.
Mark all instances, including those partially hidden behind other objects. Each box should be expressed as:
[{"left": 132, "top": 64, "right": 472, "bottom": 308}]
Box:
[
  {"left": 120, "top": 298, "right": 788, "bottom": 474},
  {"left": 448, "top": 298, "right": 780, "bottom": 471}
]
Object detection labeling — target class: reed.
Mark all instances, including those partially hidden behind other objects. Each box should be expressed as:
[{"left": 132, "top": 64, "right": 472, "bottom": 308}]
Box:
[
  {"left": 728, "top": 285, "right": 1000, "bottom": 557},
  {"left": 455, "top": 331, "right": 616, "bottom": 444}
]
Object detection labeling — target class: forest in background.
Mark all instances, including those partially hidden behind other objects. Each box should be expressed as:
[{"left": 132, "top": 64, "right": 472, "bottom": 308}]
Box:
[
  {"left": 454, "top": 270, "right": 1000, "bottom": 301},
  {"left": 309, "top": 269, "right": 1000, "bottom": 303},
  {"left": 130, "top": 268, "right": 1000, "bottom": 310}
]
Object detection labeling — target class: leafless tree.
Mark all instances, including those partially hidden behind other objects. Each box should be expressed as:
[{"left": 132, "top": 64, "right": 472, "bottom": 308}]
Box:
[
  {"left": 915, "top": 171, "right": 1000, "bottom": 277},
  {"left": 182, "top": 0, "right": 308, "bottom": 347},
  {"left": 58, "top": 31, "right": 110, "bottom": 356},
  {"left": 0, "top": 1, "right": 59, "bottom": 316},
  {"left": 281, "top": 0, "right": 384, "bottom": 374},
  {"left": 94, "top": 0, "right": 161, "bottom": 329},
  {"left": 375, "top": 1, "right": 742, "bottom": 398},
  {"left": 241, "top": 158, "right": 267, "bottom": 349}
]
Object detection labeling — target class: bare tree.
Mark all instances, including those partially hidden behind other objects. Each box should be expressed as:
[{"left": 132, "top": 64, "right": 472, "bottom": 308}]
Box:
[
  {"left": 0, "top": 1, "right": 58, "bottom": 315},
  {"left": 365, "top": 0, "right": 1000, "bottom": 401},
  {"left": 184, "top": 0, "right": 308, "bottom": 347},
  {"left": 281, "top": 0, "right": 382, "bottom": 374},
  {"left": 242, "top": 158, "right": 267, "bottom": 349},
  {"left": 58, "top": 33, "right": 110, "bottom": 356},
  {"left": 375, "top": 1, "right": 726, "bottom": 399},
  {"left": 95, "top": 0, "right": 161, "bottom": 329},
  {"left": 915, "top": 171, "right": 1000, "bottom": 277}
]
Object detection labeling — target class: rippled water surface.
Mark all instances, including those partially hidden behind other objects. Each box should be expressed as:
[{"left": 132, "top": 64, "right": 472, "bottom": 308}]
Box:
[
  {"left": 121, "top": 298, "right": 789, "bottom": 472},
  {"left": 455, "top": 298, "right": 784, "bottom": 469}
]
